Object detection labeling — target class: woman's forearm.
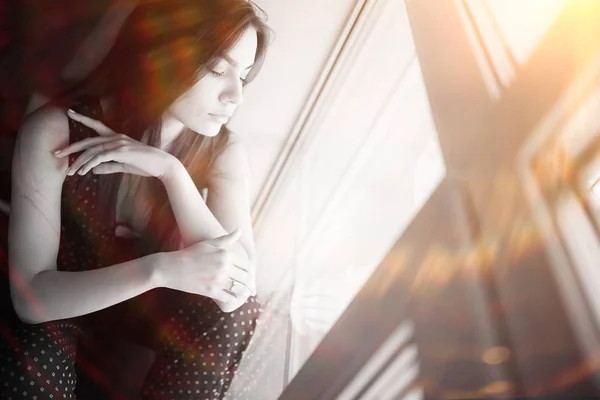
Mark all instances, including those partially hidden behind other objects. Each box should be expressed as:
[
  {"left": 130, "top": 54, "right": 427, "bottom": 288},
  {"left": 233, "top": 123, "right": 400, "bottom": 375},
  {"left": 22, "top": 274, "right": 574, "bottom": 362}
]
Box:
[
  {"left": 161, "top": 161, "right": 251, "bottom": 257},
  {"left": 13, "top": 252, "right": 162, "bottom": 324},
  {"left": 160, "top": 162, "right": 254, "bottom": 312}
]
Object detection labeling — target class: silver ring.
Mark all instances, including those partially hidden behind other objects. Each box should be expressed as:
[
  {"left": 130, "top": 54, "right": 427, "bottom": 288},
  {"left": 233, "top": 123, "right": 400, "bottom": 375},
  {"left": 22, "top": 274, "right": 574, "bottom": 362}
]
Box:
[{"left": 229, "top": 278, "right": 237, "bottom": 292}]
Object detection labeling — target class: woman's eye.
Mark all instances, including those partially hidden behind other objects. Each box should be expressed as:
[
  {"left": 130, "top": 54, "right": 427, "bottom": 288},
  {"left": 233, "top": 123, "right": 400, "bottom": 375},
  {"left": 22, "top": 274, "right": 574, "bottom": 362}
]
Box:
[{"left": 208, "top": 69, "right": 248, "bottom": 86}]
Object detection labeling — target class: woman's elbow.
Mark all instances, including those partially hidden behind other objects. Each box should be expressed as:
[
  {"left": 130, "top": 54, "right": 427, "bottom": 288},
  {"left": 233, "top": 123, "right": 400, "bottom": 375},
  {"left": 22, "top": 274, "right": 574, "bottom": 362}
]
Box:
[
  {"left": 11, "top": 296, "right": 42, "bottom": 324},
  {"left": 9, "top": 283, "right": 47, "bottom": 325}
]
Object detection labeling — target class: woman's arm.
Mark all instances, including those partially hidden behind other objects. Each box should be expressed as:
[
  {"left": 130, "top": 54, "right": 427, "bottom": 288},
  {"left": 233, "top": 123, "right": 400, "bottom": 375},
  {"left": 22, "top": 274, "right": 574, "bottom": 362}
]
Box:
[
  {"left": 15, "top": 258, "right": 159, "bottom": 325},
  {"left": 161, "top": 135, "right": 256, "bottom": 312},
  {"left": 9, "top": 107, "right": 162, "bottom": 324},
  {"left": 162, "top": 136, "right": 255, "bottom": 256},
  {"left": 205, "top": 135, "right": 256, "bottom": 262},
  {"left": 10, "top": 107, "right": 251, "bottom": 323}
]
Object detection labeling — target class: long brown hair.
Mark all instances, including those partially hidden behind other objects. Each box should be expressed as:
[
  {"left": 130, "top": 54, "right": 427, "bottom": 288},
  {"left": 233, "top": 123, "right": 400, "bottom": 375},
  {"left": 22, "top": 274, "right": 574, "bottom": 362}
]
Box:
[{"left": 57, "top": 0, "right": 271, "bottom": 252}]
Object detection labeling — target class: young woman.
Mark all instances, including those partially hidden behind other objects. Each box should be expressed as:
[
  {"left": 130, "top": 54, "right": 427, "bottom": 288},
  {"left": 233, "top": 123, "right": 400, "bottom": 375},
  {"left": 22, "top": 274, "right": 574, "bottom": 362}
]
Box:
[{"left": 1, "top": 0, "right": 270, "bottom": 398}]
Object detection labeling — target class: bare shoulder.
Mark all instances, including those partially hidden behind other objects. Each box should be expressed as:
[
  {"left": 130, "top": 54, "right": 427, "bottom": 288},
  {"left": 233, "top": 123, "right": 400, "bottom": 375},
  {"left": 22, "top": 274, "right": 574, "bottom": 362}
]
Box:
[
  {"left": 17, "top": 105, "right": 70, "bottom": 152},
  {"left": 13, "top": 105, "right": 70, "bottom": 189},
  {"left": 211, "top": 131, "right": 251, "bottom": 180}
]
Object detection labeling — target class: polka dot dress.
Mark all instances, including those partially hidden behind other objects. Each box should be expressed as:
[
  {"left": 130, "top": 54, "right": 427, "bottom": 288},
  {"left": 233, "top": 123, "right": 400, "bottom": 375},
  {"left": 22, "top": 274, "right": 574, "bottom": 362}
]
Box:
[
  {"left": 0, "top": 99, "right": 261, "bottom": 399},
  {"left": 0, "top": 322, "right": 80, "bottom": 399},
  {"left": 139, "top": 295, "right": 260, "bottom": 399}
]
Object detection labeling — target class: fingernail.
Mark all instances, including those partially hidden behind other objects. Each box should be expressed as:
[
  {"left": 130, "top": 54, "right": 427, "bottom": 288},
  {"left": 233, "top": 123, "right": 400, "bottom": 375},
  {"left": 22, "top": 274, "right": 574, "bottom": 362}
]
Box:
[
  {"left": 67, "top": 109, "right": 75, "bottom": 114},
  {"left": 53, "top": 150, "right": 61, "bottom": 155}
]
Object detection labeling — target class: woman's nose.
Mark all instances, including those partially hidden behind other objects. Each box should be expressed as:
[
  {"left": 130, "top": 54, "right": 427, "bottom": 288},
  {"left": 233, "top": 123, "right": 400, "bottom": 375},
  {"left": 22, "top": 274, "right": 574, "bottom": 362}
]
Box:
[{"left": 219, "top": 78, "right": 244, "bottom": 106}]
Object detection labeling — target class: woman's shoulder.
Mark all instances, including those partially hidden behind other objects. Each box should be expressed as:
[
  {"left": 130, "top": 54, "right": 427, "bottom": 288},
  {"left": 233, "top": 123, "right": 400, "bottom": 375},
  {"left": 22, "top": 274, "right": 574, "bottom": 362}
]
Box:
[
  {"left": 211, "top": 130, "right": 250, "bottom": 180},
  {"left": 14, "top": 105, "right": 70, "bottom": 181},
  {"left": 17, "top": 104, "right": 70, "bottom": 154}
]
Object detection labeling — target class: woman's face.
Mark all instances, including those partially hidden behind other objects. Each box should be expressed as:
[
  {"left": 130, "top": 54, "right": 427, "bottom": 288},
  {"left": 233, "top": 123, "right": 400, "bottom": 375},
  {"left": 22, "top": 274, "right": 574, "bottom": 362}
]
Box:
[{"left": 166, "top": 27, "right": 258, "bottom": 137}]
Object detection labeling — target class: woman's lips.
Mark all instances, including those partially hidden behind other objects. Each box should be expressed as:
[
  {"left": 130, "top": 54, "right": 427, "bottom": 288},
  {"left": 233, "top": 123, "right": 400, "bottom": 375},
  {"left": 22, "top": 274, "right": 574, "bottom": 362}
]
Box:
[{"left": 209, "top": 113, "right": 231, "bottom": 123}]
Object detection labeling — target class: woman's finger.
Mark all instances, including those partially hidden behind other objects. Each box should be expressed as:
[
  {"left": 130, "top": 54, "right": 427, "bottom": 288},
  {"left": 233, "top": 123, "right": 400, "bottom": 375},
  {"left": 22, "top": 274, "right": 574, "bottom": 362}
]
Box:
[
  {"left": 227, "top": 265, "right": 255, "bottom": 296},
  {"left": 231, "top": 254, "right": 256, "bottom": 295},
  {"left": 228, "top": 251, "right": 256, "bottom": 295},
  {"left": 223, "top": 277, "right": 251, "bottom": 299},
  {"left": 67, "top": 141, "right": 125, "bottom": 175},
  {"left": 54, "top": 136, "right": 120, "bottom": 158},
  {"left": 88, "top": 162, "right": 125, "bottom": 175},
  {"left": 228, "top": 264, "right": 252, "bottom": 286},
  {"left": 79, "top": 148, "right": 146, "bottom": 176},
  {"left": 77, "top": 149, "right": 122, "bottom": 175},
  {"left": 214, "top": 290, "right": 238, "bottom": 303},
  {"left": 229, "top": 251, "right": 253, "bottom": 273},
  {"left": 66, "top": 146, "right": 107, "bottom": 175},
  {"left": 67, "top": 109, "right": 116, "bottom": 136},
  {"left": 90, "top": 162, "right": 151, "bottom": 177}
]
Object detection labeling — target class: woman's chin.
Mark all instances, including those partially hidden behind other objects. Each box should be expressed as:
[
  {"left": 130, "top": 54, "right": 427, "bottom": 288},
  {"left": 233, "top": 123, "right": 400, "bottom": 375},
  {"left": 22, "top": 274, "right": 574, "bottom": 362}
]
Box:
[{"left": 191, "top": 123, "right": 223, "bottom": 137}]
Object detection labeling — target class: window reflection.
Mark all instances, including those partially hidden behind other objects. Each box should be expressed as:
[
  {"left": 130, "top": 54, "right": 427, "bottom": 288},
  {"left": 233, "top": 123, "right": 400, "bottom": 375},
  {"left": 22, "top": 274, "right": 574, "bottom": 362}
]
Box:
[
  {"left": 518, "top": 39, "right": 600, "bottom": 392},
  {"left": 337, "top": 321, "right": 420, "bottom": 400},
  {"left": 455, "top": 0, "right": 570, "bottom": 98},
  {"left": 484, "top": 0, "right": 569, "bottom": 66},
  {"left": 236, "top": 0, "right": 600, "bottom": 398},
  {"left": 285, "top": 31, "right": 444, "bottom": 385},
  {"left": 230, "top": 0, "right": 445, "bottom": 395}
]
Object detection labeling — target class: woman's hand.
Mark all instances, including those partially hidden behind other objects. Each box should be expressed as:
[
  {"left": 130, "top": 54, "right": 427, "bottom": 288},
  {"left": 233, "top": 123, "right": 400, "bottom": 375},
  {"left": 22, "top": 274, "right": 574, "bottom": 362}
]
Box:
[
  {"left": 157, "top": 229, "right": 255, "bottom": 305},
  {"left": 54, "top": 109, "right": 180, "bottom": 180}
]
